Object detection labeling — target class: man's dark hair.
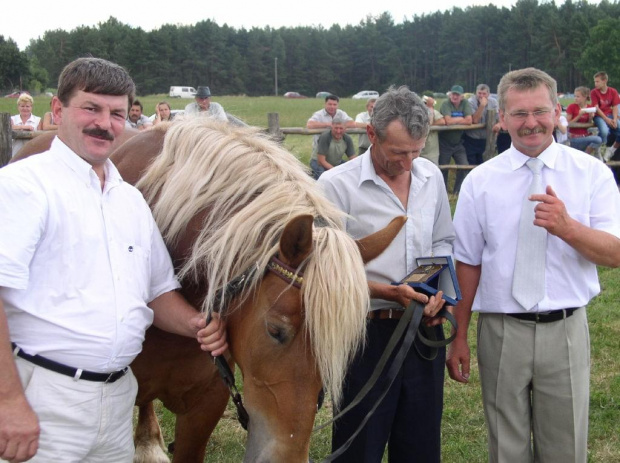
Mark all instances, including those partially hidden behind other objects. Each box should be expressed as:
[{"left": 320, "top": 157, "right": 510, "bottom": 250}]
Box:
[
  {"left": 132, "top": 99, "right": 143, "bottom": 112},
  {"left": 370, "top": 85, "right": 429, "bottom": 142},
  {"left": 57, "top": 57, "right": 136, "bottom": 106},
  {"left": 326, "top": 95, "right": 339, "bottom": 103}
]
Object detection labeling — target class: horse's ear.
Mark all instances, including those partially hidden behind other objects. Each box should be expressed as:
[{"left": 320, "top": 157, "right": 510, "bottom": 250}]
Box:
[
  {"left": 356, "top": 216, "right": 407, "bottom": 263},
  {"left": 279, "top": 214, "right": 314, "bottom": 268}
]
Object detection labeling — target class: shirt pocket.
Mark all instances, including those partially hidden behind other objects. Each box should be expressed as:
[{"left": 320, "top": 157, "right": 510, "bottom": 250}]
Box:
[{"left": 120, "top": 242, "right": 151, "bottom": 302}]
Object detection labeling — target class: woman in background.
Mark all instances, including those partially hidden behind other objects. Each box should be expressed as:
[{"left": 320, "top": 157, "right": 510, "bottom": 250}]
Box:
[
  {"left": 10, "top": 93, "right": 41, "bottom": 157},
  {"left": 153, "top": 101, "right": 174, "bottom": 126},
  {"left": 566, "top": 86, "right": 602, "bottom": 158},
  {"left": 40, "top": 97, "right": 59, "bottom": 130}
]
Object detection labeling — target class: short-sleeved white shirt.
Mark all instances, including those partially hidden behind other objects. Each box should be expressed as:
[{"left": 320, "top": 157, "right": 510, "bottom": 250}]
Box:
[
  {"left": 355, "top": 111, "right": 371, "bottom": 149},
  {"left": 454, "top": 142, "right": 620, "bottom": 313},
  {"left": 0, "top": 137, "right": 180, "bottom": 372},
  {"left": 308, "top": 108, "right": 353, "bottom": 152}
]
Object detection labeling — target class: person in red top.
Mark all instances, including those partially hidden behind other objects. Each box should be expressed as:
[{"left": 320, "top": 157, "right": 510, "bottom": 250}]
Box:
[
  {"left": 591, "top": 71, "right": 620, "bottom": 161},
  {"left": 566, "top": 86, "right": 602, "bottom": 158}
]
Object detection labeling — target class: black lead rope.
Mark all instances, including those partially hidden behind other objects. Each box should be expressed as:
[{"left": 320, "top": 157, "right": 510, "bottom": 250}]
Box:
[
  {"left": 206, "top": 269, "right": 255, "bottom": 431},
  {"left": 318, "top": 302, "right": 457, "bottom": 462}
]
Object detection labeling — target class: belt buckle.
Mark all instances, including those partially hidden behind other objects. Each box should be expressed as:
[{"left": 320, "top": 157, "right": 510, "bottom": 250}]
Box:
[
  {"left": 388, "top": 308, "right": 393, "bottom": 319},
  {"left": 105, "top": 367, "right": 127, "bottom": 384}
]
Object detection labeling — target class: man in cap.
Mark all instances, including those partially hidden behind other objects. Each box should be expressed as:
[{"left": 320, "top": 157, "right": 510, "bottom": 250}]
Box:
[
  {"left": 184, "top": 86, "right": 228, "bottom": 122},
  {"left": 438, "top": 85, "right": 473, "bottom": 194}
]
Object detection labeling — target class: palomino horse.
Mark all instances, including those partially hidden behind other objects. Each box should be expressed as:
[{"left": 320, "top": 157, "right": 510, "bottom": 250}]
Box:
[{"left": 105, "top": 117, "right": 404, "bottom": 462}]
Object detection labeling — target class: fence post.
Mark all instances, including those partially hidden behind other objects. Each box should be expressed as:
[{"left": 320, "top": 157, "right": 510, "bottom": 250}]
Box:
[
  {"left": 267, "top": 113, "right": 282, "bottom": 140},
  {"left": 0, "top": 113, "right": 12, "bottom": 167},
  {"left": 483, "top": 109, "right": 497, "bottom": 162}
]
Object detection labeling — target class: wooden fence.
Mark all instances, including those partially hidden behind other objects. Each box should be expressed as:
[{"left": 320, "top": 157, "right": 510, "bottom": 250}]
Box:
[
  {"left": 267, "top": 111, "right": 498, "bottom": 172},
  {"left": 2, "top": 110, "right": 619, "bottom": 169}
]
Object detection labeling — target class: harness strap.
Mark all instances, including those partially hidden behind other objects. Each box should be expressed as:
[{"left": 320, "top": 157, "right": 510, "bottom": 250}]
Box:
[
  {"left": 317, "top": 303, "right": 458, "bottom": 462},
  {"left": 320, "top": 300, "right": 425, "bottom": 461}
]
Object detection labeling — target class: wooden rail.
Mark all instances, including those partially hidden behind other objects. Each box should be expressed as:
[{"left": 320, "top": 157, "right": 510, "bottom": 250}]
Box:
[{"left": 2, "top": 111, "right": 619, "bottom": 169}]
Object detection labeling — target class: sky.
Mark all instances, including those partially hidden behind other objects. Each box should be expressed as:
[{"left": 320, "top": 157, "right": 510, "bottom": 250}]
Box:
[{"left": 2, "top": 0, "right": 521, "bottom": 51}]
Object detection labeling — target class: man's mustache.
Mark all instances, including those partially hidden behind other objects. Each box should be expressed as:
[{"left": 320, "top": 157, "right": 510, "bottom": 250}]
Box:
[{"left": 82, "top": 128, "right": 114, "bottom": 141}]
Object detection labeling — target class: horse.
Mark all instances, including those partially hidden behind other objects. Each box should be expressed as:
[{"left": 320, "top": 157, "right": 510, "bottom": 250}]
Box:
[{"left": 105, "top": 117, "right": 405, "bottom": 462}]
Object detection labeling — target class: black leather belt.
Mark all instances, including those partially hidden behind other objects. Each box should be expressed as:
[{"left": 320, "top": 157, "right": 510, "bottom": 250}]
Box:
[
  {"left": 507, "top": 307, "right": 580, "bottom": 323},
  {"left": 367, "top": 308, "right": 405, "bottom": 320},
  {"left": 12, "top": 343, "right": 128, "bottom": 383}
]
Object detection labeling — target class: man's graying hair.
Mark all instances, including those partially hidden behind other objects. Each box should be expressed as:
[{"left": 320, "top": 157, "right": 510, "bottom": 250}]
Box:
[
  {"left": 370, "top": 86, "right": 429, "bottom": 141},
  {"left": 332, "top": 115, "right": 345, "bottom": 125},
  {"left": 57, "top": 57, "right": 136, "bottom": 106},
  {"left": 498, "top": 67, "right": 558, "bottom": 111}
]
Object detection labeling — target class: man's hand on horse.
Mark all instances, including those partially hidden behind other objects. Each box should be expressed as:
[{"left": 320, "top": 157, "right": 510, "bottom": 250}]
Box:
[{"left": 194, "top": 313, "right": 228, "bottom": 356}]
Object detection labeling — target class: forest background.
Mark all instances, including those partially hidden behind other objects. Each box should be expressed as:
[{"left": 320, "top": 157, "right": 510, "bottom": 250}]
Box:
[{"left": 2, "top": 0, "right": 620, "bottom": 98}]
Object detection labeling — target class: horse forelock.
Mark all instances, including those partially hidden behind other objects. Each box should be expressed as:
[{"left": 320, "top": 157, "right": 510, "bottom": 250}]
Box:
[
  {"left": 136, "top": 117, "right": 369, "bottom": 406},
  {"left": 302, "top": 227, "right": 368, "bottom": 409}
]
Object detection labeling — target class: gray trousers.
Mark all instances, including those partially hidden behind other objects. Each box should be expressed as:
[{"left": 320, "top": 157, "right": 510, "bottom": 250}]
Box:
[
  {"left": 477, "top": 309, "right": 589, "bottom": 463},
  {"left": 438, "top": 138, "right": 468, "bottom": 194}
]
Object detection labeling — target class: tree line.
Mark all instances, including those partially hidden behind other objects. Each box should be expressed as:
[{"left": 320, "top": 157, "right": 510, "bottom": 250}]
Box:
[{"left": 2, "top": 0, "right": 620, "bottom": 98}]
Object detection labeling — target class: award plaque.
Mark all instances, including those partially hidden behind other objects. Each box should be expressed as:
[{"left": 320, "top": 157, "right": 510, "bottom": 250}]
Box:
[{"left": 395, "top": 256, "right": 462, "bottom": 306}]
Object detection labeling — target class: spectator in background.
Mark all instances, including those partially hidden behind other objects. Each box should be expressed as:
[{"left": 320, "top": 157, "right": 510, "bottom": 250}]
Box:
[
  {"left": 591, "top": 71, "right": 620, "bottom": 161},
  {"left": 566, "top": 86, "right": 602, "bottom": 158},
  {"left": 10, "top": 93, "right": 41, "bottom": 157},
  {"left": 354, "top": 98, "right": 377, "bottom": 155},
  {"left": 184, "top": 86, "right": 227, "bottom": 122},
  {"left": 310, "top": 117, "right": 356, "bottom": 179},
  {"left": 307, "top": 94, "right": 354, "bottom": 158},
  {"left": 464, "top": 84, "right": 501, "bottom": 165},
  {"left": 439, "top": 85, "right": 473, "bottom": 194},
  {"left": 420, "top": 95, "right": 446, "bottom": 165},
  {"left": 40, "top": 97, "right": 59, "bottom": 131},
  {"left": 125, "top": 99, "right": 153, "bottom": 131},
  {"left": 153, "top": 101, "right": 174, "bottom": 126},
  {"left": 555, "top": 113, "right": 569, "bottom": 145}
]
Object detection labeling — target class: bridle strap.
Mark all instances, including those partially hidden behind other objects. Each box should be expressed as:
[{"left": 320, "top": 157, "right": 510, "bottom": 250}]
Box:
[
  {"left": 317, "top": 303, "right": 457, "bottom": 462},
  {"left": 207, "top": 255, "right": 305, "bottom": 430}
]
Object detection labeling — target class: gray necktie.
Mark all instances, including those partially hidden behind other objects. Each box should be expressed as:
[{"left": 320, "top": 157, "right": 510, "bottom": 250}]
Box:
[{"left": 512, "top": 157, "right": 547, "bottom": 310}]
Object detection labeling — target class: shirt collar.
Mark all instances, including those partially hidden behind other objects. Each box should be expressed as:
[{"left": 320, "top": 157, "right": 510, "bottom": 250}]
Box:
[
  {"left": 508, "top": 140, "right": 559, "bottom": 172},
  {"left": 50, "top": 136, "right": 123, "bottom": 188},
  {"left": 358, "top": 146, "right": 434, "bottom": 189}
]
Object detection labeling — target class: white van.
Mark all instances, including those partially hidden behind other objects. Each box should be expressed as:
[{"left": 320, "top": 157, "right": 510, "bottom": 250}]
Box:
[{"left": 169, "top": 86, "right": 197, "bottom": 98}]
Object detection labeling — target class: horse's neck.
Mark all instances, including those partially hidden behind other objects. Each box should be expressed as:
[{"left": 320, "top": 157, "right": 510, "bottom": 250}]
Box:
[{"left": 112, "top": 129, "right": 165, "bottom": 186}]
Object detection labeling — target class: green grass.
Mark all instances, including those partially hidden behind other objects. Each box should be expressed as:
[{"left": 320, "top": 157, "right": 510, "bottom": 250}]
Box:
[
  {"left": 4, "top": 95, "right": 617, "bottom": 461},
  {"left": 148, "top": 263, "right": 620, "bottom": 463}
]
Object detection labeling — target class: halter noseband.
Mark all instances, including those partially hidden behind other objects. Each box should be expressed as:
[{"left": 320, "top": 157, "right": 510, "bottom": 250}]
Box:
[{"left": 210, "top": 254, "right": 305, "bottom": 430}]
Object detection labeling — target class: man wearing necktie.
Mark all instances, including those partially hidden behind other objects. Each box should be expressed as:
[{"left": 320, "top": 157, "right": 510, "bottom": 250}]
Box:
[{"left": 447, "top": 68, "right": 620, "bottom": 463}]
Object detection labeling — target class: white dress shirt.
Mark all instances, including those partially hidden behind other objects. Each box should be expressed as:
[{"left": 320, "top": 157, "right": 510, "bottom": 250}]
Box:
[
  {"left": 318, "top": 149, "right": 455, "bottom": 311},
  {"left": 0, "top": 137, "right": 180, "bottom": 372},
  {"left": 454, "top": 142, "right": 620, "bottom": 313}
]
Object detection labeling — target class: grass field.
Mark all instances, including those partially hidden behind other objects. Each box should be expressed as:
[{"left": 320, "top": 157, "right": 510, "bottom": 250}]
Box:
[{"left": 3, "top": 94, "right": 618, "bottom": 461}]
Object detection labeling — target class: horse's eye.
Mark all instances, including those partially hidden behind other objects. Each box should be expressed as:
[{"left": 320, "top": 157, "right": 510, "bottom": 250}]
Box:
[{"left": 267, "top": 323, "right": 287, "bottom": 344}]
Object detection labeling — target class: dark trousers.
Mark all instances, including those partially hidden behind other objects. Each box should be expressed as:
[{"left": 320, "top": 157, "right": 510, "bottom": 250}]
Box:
[
  {"left": 331, "top": 319, "right": 445, "bottom": 463},
  {"left": 463, "top": 135, "right": 487, "bottom": 165},
  {"left": 496, "top": 131, "right": 511, "bottom": 154}
]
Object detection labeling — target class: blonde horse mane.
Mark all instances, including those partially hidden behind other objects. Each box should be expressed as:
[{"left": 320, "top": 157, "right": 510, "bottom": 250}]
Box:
[{"left": 136, "top": 117, "right": 368, "bottom": 406}]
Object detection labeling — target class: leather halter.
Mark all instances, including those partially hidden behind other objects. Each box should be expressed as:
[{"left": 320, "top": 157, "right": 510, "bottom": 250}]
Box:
[{"left": 209, "top": 255, "right": 305, "bottom": 430}]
